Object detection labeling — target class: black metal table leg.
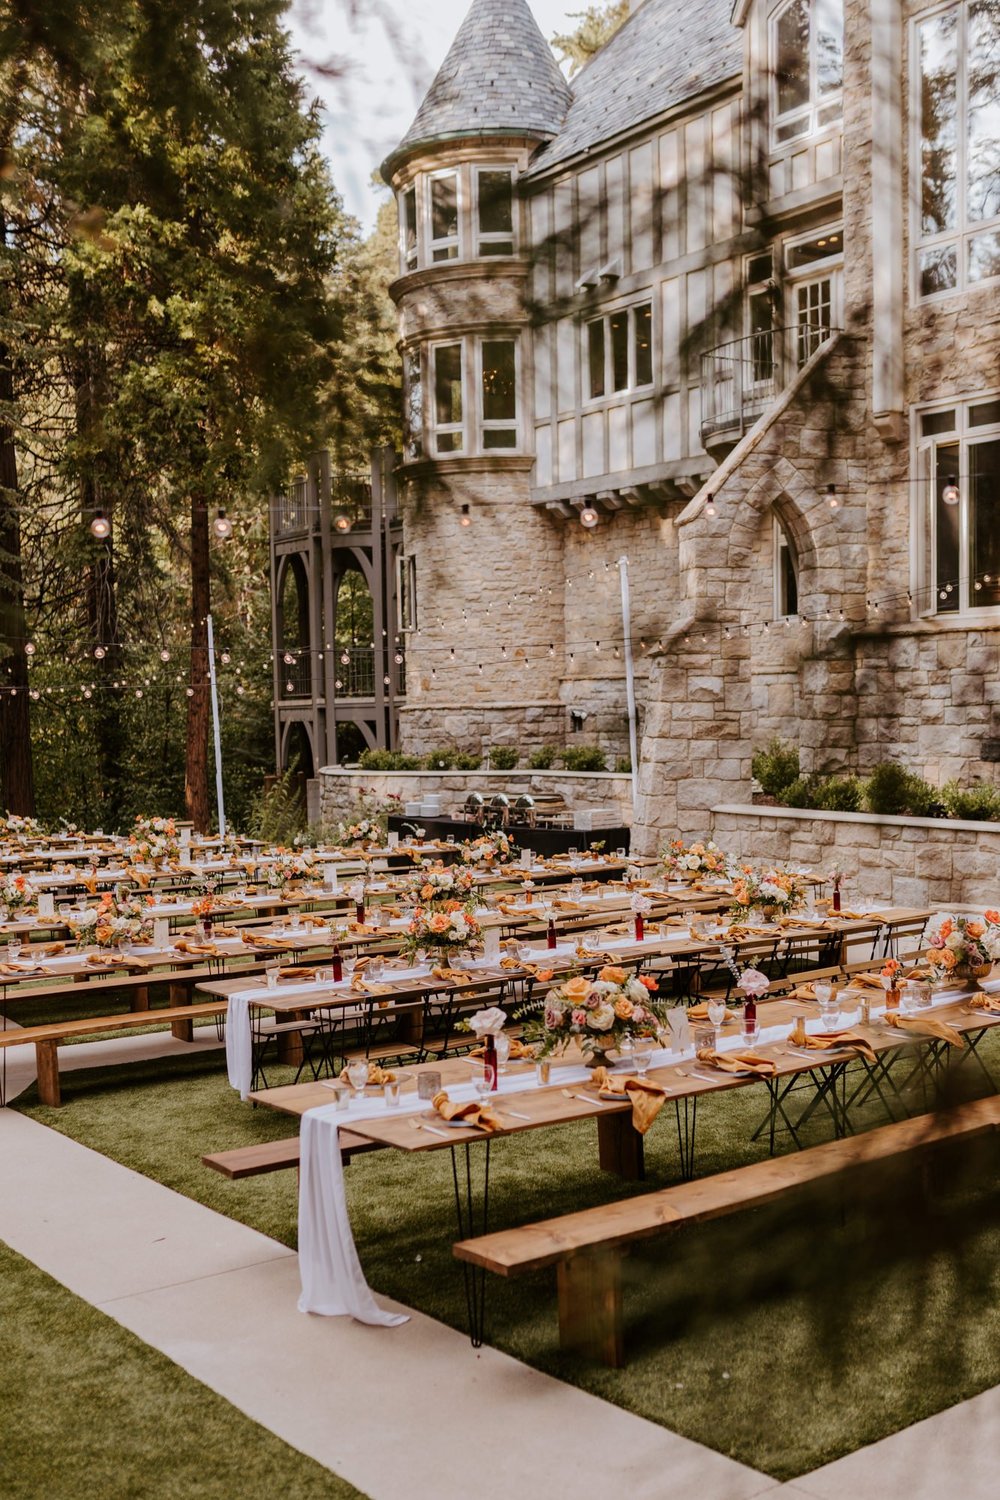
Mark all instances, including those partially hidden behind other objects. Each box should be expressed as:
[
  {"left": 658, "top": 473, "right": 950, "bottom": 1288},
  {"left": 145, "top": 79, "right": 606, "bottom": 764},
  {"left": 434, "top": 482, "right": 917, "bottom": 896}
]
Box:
[
  {"left": 674, "top": 1094, "right": 697, "bottom": 1180},
  {"left": 452, "top": 1139, "right": 492, "bottom": 1348}
]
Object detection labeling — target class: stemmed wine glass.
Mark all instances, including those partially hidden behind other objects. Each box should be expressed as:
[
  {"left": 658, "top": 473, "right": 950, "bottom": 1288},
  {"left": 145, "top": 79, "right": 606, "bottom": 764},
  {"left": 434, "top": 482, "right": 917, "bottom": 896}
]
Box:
[
  {"left": 470, "top": 1058, "right": 495, "bottom": 1102},
  {"left": 631, "top": 1040, "right": 654, "bottom": 1077},
  {"left": 707, "top": 996, "right": 728, "bottom": 1045},
  {"left": 347, "top": 1059, "right": 369, "bottom": 1098}
]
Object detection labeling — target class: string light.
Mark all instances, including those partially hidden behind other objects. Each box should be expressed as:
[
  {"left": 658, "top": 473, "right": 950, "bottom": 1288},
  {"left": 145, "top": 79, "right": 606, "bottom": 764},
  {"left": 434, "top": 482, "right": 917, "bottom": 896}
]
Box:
[
  {"left": 827, "top": 483, "right": 839, "bottom": 509},
  {"left": 704, "top": 493, "right": 716, "bottom": 518},
  {"left": 579, "top": 505, "right": 599, "bottom": 529},
  {"left": 942, "top": 476, "right": 960, "bottom": 506},
  {"left": 212, "top": 509, "right": 233, "bottom": 540},
  {"left": 89, "top": 510, "right": 111, "bottom": 541}
]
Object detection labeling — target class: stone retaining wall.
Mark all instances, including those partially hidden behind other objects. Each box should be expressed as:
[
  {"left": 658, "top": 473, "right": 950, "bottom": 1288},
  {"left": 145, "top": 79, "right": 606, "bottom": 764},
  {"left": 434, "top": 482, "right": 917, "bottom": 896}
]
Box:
[
  {"left": 320, "top": 767, "right": 634, "bottom": 829},
  {"left": 711, "top": 803, "right": 1000, "bottom": 910}
]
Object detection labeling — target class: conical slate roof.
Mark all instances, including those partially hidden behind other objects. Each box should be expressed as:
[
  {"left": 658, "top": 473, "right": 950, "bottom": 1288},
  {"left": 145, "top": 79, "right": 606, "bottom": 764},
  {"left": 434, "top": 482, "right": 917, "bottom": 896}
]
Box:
[{"left": 383, "top": 0, "right": 572, "bottom": 177}]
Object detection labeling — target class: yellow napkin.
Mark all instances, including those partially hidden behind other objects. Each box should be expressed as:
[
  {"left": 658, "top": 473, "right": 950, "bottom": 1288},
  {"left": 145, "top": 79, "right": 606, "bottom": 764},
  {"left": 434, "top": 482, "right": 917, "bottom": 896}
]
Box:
[
  {"left": 210, "top": 926, "right": 239, "bottom": 938},
  {"left": 0, "top": 963, "right": 50, "bottom": 977},
  {"left": 847, "top": 972, "right": 886, "bottom": 991},
  {"left": 780, "top": 917, "right": 835, "bottom": 931},
  {"left": 785, "top": 982, "right": 819, "bottom": 1001},
  {"left": 431, "top": 966, "right": 470, "bottom": 982},
  {"left": 695, "top": 1048, "right": 778, "bottom": 1077},
  {"left": 834, "top": 909, "right": 871, "bottom": 921},
  {"left": 367, "top": 1063, "right": 396, "bottom": 1085},
  {"left": 589, "top": 1066, "right": 667, "bottom": 1134},
  {"left": 42, "top": 942, "right": 66, "bottom": 957},
  {"left": 240, "top": 933, "right": 292, "bottom": 952},
  {"left": 85, "top": 954, "right": 121, "bottom": 968},
  {"left": 687, "top": 1001, "right": 736, "bottom": 1021},
  {"left": 791, "top": 1031, "right": 877, "bottom": 1063},
  {"left": 553, "top": 900, "right": 584, "bottom": 911},
  {"left": 431, "top": 1090, "right": 500, "bottom": 1132},
  {"left": 968, "top": 994, "right": 1000, "bottom": 1015},
  {"left": 884, "top": 1013, "right": 965, "bottom": 1048},
  {"left": 280, "top": 966, "right": 319, "bottom": 981},
  {"left": 471, "top": 1037, "right": 534, "bottom": 1061},
  {"left": 173, "top": 940, "right": 219, "bottom": 956},
  {"left": 349, "top": 974, "right": 392, "bottom": 995},
  {"left": 499, "top": 958, "right": 555, "bottom": 981}
]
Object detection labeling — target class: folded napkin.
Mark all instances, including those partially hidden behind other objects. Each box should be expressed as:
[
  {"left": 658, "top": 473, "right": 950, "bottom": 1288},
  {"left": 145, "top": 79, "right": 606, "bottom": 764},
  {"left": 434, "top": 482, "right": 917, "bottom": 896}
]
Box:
[
  {"left": 603, "top": 923, "right": 632, "bottom": 936},
  {"left": 695, "top": 1048, "right": 778, "bottom": 1077},
  {"left": 968, "top": 994, "right": 1000, "bottom": 1015},
  {"left": 431, "top": 1090, "right": 500, "bottom": 1132},
  {"left": 349, "top": 922, "right": 377, "bottom": 934},
  {"left": 883, "top": 1013, "right": 965, "bottom": 1048},
  {"left": 589, "top": 1066, "right": 667, "bottom": 1134},
  {"left": 349, "top": 974, "right": 393, "bottom": 996},
  {"left": 470, "top": 1037, "right": 534, "bottom": 1061},
  {"left": 847, "top": 972, "right": 885, "bottom": 991},
  {"left": 299, "top": 915, "right": 329, "bottom": 928},
  {"left": 281, "top": 966, "right": 319, "bottom": 981},
  {"left": 126, "top": 868, "right": 152, "bottom": 889},
  {"left": 173, "top": 940, "right": 220, "bottom": 956},
  {"left": 85, "top": 954, "right": 122, "bottom": 968},
  {"left": 431, "top": 966, "right": 470, "bottom": 982},
  {"left": 581, "top": 882, "right": 601, "bottom": 892},
  {"left": 240, "top": 934, "right": 292, "bottom": 952},
  {"left": 42, "top": 942, "right": 66, "bottom": 957},
  {"left": 785, "top": 982, "right": 818, "bottom": 1001},
  {"left": 780, "top": 917, "right": 835, "bottom": 931},
  {"left": 834, "top": 909, "right": 871, "bottom": 921},
  {"left": 0, "top": 963, "right": 52, "bottom": 977},
  {"left": 791, "top": 1030, "right": 877, "bottom": 1063},
  {"left": 687, "top": 1002, "right": 737, "bottom": 1022},
  {"left": 367, "top": 1063, "right": 396, "bottom": 1085},
  {"left": 553, "top": 900, "right": 584, "bottom": 911},
  {"left": 210, "top": 926, "right": 239, "bottom": 938},
  {"left": 499, "top": 958, "right": 555, "bottom": 981}
]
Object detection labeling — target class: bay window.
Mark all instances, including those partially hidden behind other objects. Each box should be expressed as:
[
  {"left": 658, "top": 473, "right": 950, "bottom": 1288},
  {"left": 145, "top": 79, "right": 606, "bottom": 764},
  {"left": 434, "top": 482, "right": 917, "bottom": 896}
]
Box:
[
  {"left": 917, "top": 399, "right": 1000, "bottom": 613},
  {"left": 771, "top": 0, "right": 843, "bottom": 146},
  {"left": 433, "top": 343, "right": 464, "bottom": 453},
  {"left": 426, "top": 337, "right": 521, "bottom": 456},
  {"left": 914, "top": 1, "right": 1000, "bottom": 298},
  {"left": 476, "top": 169, "right": 515, "bottom": 255},
  {"left": 480, "top": 340, "right": 518, "bottom": 447},
  {"left": 429, "top": 172, "right": 460, "bottom": 262}
]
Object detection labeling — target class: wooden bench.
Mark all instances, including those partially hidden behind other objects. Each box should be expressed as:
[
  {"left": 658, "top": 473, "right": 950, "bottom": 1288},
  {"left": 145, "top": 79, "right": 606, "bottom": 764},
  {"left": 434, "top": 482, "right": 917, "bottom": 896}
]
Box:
[
  {"left": 0, "top": 1000, "right": 229, "bottom": 1106},
  {"left": 201, "top": 1130, "right": 382, "bottom": 1179},
  {"left": 454, "top": 1095, "right": 1000, "bottom": 1367}
]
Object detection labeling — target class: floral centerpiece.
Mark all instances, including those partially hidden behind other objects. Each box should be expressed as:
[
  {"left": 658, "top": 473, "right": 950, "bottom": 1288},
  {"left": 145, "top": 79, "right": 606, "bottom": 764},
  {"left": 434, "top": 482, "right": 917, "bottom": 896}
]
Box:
[
  {"left": 74, "top": 890, "right": 154, "bottom": 949},
  {"left": 336, "top": 816, "right": 382, "bottom": 849},
  {"left": 263, "top": 855, "right": 310, "bottom": 890},
  {"left": 0, "top": 873, "right": 31, "bottom": 914},
  {"left": 129, "top": 816, "right": 180, "bottom": 864},
  {"left": 336, "top": 787, "right": 403, "bottom": 848},
  {"left": 522, "top": 966, "right": 668, "bottom": 1063},
  {"left": 404, "top": 902, "right": 482, "bottom": 961},
  {"left": 730, "top": 865, "right": 802, "bottom": 921},
  {"left": 402, "top": 864, "right": 476, "bottom": 907},
  {"left": 926, "top": 915, "right": 995, "bottom": 989},
  {"left": 662, "top": 838, "right": 727, "bottom": 880},
  {"left": 461, "top": 831, "right": 517, "bottom": 867},
  {"left": 0, "top": 813, "right": 44, "bottom": 841}
]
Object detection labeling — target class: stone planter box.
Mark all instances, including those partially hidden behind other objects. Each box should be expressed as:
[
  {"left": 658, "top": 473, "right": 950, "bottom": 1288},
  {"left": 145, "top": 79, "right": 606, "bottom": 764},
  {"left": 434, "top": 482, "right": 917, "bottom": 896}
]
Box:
[
  {"left": 711, "top": 802, "right": 1000, "bottom": 910},
  {"left": 319, "top": 767, "right": 634, "bottom": 830}
]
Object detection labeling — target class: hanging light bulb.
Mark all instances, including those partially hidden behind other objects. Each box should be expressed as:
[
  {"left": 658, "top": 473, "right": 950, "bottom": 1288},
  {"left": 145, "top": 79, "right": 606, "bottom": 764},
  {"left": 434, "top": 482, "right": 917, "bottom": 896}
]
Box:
[
  {"left": 459, "top": 504, "right": 472, "bottom": 527},
  {"left": 333, "top": 513, "right": 352, "bottom": 533},
  {"left": 135, "top": 689, "right": 143, "bottom": 699},
  {"left": 285, "top": 680, "right": 294, "bottom": 693},
  {"left": 83, "top": 688, "right": 92, "bottom": 700},
  {"left": 212, "top": 509, "right": 233, "bottom": 540},
  {"left": 942, "top": 476, "right": 960, "bottom": 506},
  {"left": 383, "top": 674, "right": 391, "bottom": 686},
  {"left": 236, "top": 684, "right": 245, "bottom": 695},
  {"left": 186, "top": 686, "right": 194, "bottom": 697},
  {"left": 394, "top": 650, "right": 404, "bottom": 665},
  {"left": 29, "top": 688, "right": 39, "bottom": 700},
  {"left": 340, "top": 650, "right": 350, "bottom": 665},
  {"left": 220, "top": 652, "right": 231, "bottom": 665},
  {"left": 579, "top": 505, "right": 599, "bottom": 529},
  {"left": 283, "top": 651, "right": 295, "bottom": 665},
  {"left": 94, "top": 645, "right": 106, "bottom": 660},
  {"left": 704, "top": 493, "right": 717, "bottom": 517},
  {"left": 24, "top": 641, "right": 35, "bottom": 657},
  {"left": 90, "top": 510, "right": 111, "bottom": 540},
  {"left": 159, "top": 649, "right": 170, "bottom": 662}
]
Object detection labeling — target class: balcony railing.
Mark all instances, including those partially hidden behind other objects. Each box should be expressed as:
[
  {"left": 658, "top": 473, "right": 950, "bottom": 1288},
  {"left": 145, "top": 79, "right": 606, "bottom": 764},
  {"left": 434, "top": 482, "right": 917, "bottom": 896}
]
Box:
[
  {"left": 700, "top": 324, "right": 840, "bottom": 446},
  {"left": 333, "top": 647, "right": 406, "bottom": 699},
  {"left": 273, "top": 476, "right": 311, "bottom": 536},
  {"left": 330, "top": 477, "right": 373, "bottom": 535}
]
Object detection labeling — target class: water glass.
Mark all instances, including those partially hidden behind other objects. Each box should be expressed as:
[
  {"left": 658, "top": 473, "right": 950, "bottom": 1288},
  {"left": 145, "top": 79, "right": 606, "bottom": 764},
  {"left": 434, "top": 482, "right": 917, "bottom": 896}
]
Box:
[
  {"left": 264, "top": 962, "right": 280, "bottom": 991},
  {"left": 631, "top": 1042, "right": 654, "bottom": 1076},
  {"left": 470, "top": 1059, "right": 495, "bottom": 1100},
  {"left": 707, "top": 997, "right": 728, "bottom": 1039},
  {"left": 384, "top": 1080, "right": 401, "bottom": 1107},
  {"left": 536, "top": 1059, "right": 552, "bottom": 1087},
  {"left": 347, "top": 1059, "right": 369, "bottom": 1096},
  {"left": 417, "top": 1070, "right": 442, "bottom": 1100},
  {"left": 818, "top": 993, "right": 841, "bottom": 1032},
  {"left": 7, "top": 939, "right": 22, "bottom": 962}
]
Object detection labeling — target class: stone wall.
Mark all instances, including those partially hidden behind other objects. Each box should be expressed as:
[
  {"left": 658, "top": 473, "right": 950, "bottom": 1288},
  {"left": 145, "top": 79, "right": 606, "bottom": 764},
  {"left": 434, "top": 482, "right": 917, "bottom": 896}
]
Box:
[
  {"left": 320, "top": 767, "right": 634, "bottom": 829},
  {"left": 711, "top": 803, "right": 1000, "bottom": 911}
]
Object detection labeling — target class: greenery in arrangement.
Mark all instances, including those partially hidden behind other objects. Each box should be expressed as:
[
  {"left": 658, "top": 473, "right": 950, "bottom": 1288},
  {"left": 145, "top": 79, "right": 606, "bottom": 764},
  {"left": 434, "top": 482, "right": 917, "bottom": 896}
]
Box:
[
  {"left": 0, "top": 1241, "right": 367, "bottom": 1500},
  {"left": 561, "top": 746, "right": 609, "bottom": 772},
  {"left": 16, "top": 1045, "right": 1000, "bottom": 1483},
  {"left": 489, "top": 746, "right": 519, "bottom": 770}
]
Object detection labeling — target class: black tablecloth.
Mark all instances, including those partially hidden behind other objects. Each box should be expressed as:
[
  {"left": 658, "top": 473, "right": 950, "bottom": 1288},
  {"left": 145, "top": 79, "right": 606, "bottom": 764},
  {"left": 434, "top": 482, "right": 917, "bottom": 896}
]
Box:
[{"left": 387, "top": 814, "right": 630, "bottom": 858}]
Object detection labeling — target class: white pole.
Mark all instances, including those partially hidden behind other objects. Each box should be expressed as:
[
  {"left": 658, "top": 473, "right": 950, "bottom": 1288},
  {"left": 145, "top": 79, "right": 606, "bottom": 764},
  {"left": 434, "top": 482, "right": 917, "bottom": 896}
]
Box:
[
  {"left": 206, "top": 612, "right": 226, "bottom": 837},
  {"left": 619, "top": 555, "right": 639, "bottom": 816}
]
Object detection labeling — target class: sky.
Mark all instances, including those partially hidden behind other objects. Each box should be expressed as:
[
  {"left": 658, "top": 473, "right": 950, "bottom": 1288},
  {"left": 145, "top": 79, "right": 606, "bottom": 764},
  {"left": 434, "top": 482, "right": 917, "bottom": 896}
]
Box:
[{"left": 289, "top": 0, "right": 582, "bottom": 231}]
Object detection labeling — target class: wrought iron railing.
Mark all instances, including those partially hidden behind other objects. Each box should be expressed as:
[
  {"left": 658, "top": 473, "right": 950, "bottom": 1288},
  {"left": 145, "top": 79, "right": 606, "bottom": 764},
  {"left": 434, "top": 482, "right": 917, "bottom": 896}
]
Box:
[{"left": 700, "top": 324, "right": 840, "bottom": 444}]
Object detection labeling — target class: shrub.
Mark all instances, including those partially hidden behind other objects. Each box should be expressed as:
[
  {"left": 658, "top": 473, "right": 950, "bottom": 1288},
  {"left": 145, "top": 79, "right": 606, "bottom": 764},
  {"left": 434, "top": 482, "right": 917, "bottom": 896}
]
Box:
[
  {"left": 561, "top": 746, "right": 608, "bottom": 772},
  {"left": 453, "top": 752, "right": 483, "bottom": 771},
  {"left": 777, "top": 775, "right": 818, "bottom": 810},
  {"left": 246, "top": 766, "right": 305, "bottom": 843},
  {"left": 422, "top": 748, "right": 456, "bottom": 770},
  {"left": 751, "top": 738, "right": 800, "bottom": 797},
  {"left": 811, "top": 775, "right": 864, "bottom": 812},
  {"left": 357, "top": 750, "right": 422, "bottom": 771},
  {"left": 614, "top": 755, "right": 632, "bottom": 774},
  {"left": 527, "top": 746, "right": 556, "bottom": 769},
  {"left": 863, "top": 762, "right": 937, "bottom": 817},
  {"left": 940, "top": 780, "right": 1000, "bottom": 822},
  {"left": 490, "top": 746, "right": 519, "bottom": 770}
]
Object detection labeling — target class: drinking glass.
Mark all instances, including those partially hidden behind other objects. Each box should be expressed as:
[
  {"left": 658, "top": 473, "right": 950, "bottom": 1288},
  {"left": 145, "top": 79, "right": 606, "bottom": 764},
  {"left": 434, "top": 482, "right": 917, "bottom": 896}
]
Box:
[
  {"left": 571, "top": 877, "right": 584, "bottom": 898},
  {"left": 707, "top": 996, "right": 728, "bottom": 1041},
  {"left": 347, "top": 1059, "right": 369, "bottom": 1096},
  {"left": 264, "top": 961, "right": 280, "bottom": 991},
  {"left": 384, "top": 1080, "right": 401, "bottom": 1107},
  {"left": 631, "top": 1041, "right": 654, "bottom": 1077},
  {"left": 615, "top": 848, "right": 627, "bottom": 860},
  {"left": 470, "top": 1059, "right": 495, "bottom": 1101},
  {"left": 818, "top": 992, "right": 841, "bottom": 1032},
  {"left": 7, "top": 939, "right": 22, "bottom": 962},
  {"left": 494, "top": 1033, "right": 511, "bottom": 1070},
  {"left": 568, "top": 846, "right": 579, "bottom": 863},
  {"left": 417, "top": 1069, "right": 441, "bottom": 1100},
  {"left": 367, "top": 957, "right": 384, "bottom": 983}
]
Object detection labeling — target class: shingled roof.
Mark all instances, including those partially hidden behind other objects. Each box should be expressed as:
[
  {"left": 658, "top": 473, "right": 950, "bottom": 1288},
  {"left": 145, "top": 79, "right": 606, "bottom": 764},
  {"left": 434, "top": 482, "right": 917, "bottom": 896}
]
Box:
[
  {"left": 525, "top": 0, "right": 742, "bottom": 177},
  {"left": 383, "top": 0, "right": 572, "bottom": 178}
]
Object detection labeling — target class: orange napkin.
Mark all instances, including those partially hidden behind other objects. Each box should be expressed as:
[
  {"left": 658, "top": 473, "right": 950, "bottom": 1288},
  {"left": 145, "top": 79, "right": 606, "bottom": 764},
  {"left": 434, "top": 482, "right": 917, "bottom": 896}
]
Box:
[
  {"left": 883, "top": 1013, "right": 965, "bottom": 1048},
  {"left": 968, "top": 994, "right": 1000, "bottom": 1015},
  {"left": 785, "top": 982, "right": 819, "bottom": 1001},
  {"left": 211, "top": 926, "right": 239, "bottom": 938},
  {"left": 431, "top": 966, "right": 470, "bottom": 982},
  {"left": 695, "top": 1048, "right": 778, "bottom": 1077},
  {"left": 834, "top": 909, "right": 871, "bottom": 921},
  {"left": 349, "top": 974, "right": 392, "bottom": 995},
  {"left": 847, "top": 972, "right": 886, "bottom": 991},
  {"left": 589, "top": 1066, "right": 667, "bottom": 1134},
  {"left": 471, "top": 1037, "right": 534, "bottom": 1061},
  {"left": 0, "top": 963, "right": 49, "bottom": 977},
  {"left": 280, "top": 966, "right": 319, "bottom": 981},
  {"left": 173, "top": 940, "right": 219, "bottom": 956},
  {"left": 42, "top": 942, "right": 66, "bottom": 957},
  {"left": 791, "top": 1031, "right": 877, "bottom": 1063},
  {"left": 687, "top": 1001, "right": 737, "bottom": 1022},
  {"left": 85, "top": 954, "right": 121, "bottom": 968},
  {"left": 367, "top": 1063, "right": 396, "bottom": 1085},
  {"left": 431, "top": 1090, "right": 500, "bottom": 1132},
  {"left": 240, "top": 933, "right": 291, "bottom": 952}
]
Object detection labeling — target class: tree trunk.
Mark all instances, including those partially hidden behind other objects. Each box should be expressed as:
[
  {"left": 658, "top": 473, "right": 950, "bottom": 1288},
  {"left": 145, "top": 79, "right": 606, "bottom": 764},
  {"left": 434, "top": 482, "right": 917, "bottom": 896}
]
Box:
[
  {"left": 184, "top": 491, "right": 211, "bottom": 830},
  {"left": 0, "top": 336, "right": 35, "bottom": 815}
]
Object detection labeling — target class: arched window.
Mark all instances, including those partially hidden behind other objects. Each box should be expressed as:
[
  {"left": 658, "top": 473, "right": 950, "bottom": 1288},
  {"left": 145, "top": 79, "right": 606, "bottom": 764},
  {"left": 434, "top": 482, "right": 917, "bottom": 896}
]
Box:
[
  {"left": 774, "top": 518, "right": 799, "bottom": 618},
  {"left": 772, "top": 0, "right": 843, "bottom": 146}
]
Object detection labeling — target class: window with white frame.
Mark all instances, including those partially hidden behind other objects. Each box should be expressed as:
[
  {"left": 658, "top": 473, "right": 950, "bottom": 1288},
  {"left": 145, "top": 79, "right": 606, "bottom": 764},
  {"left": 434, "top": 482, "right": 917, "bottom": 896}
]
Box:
[
  {"left": 399, "top": 185, "right": 418, "bottom": 273},
  {"left": 771, "top": 0, "right": 844, "bottom": 146},
  {"left": 784, "top": 227, "right": 843, "bottom": 365},
  {"left": 586, "top": 302, "right": 654, "bottom": 400},
  {"left": 432, "top": 342, "right": 464, "bottom": 453},
  {"left": 429, "top": 172, "right": 460, "bottom": 262},
  {"left": 428, "top": 337, "right": 521, "bottom": 456},
  {"left": 476, "top": 169, "right": 515, "bottom": 256},
  {"left": 774, "top": 518, "right": 799, "bottom": 617},
  {"left": 914, "top": 1, "right": 1000, "bottom": 299},
  {"left": 402, "top": 348, "right": 422, "bottom": 460},
  {"left": 916, "top": 398, "right": 1000, "bottom": 613}
]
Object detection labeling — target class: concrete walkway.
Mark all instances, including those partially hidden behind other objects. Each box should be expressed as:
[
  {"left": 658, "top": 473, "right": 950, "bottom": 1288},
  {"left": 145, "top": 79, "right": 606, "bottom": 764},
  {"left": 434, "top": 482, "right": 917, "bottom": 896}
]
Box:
[{"left": 1, "top": 1032, "right": 997, "bottom": 1499}]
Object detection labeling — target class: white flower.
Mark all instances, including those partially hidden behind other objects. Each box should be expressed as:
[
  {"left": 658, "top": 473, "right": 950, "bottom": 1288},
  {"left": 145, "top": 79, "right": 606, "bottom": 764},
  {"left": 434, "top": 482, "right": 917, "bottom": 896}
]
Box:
[
  {"left": 589, "top": 1003, "right": 616, "bottom": 1032},
  {"left": 685, "top": 854, "right": 701, "bottom": 870},
  {"left": 469, "top": 1006, "right": 507, "bottom": 1037},
  {"left": 737, "top": 967, "right": 770, "bottom": 998}
]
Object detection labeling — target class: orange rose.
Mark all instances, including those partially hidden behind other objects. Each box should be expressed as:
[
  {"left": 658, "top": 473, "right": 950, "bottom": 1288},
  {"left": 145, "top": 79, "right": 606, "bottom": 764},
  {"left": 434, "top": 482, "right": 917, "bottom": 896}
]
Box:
[
  {"left": 563, "top": 976, "right": 591, "bottom": 1000},
  {"left": 429, "top": 913, "right": 450, "bottom": 933},
  {"left": 929, "top": 946, "right": 956, "bottom": 969},
  {"left": 613, "top": 998, "right": 634, "bottom": 1019},
  {"left": 939, "top": 919, "right": 954, "bottom": 939},
  {"left": 985, "top": 910, "right": 1000, "bottom": 926},
  {"left": 966, "top": 921, "right": 984, "bottom": 939},
  {"left": 637, "top": 974, "right": 658, "bottom": 991},
  {"left": 598, "top": 965, "right": 628, "bottom": 985},
  {"left": 420, "top": 884, "right": 434, "bottom": 900}
]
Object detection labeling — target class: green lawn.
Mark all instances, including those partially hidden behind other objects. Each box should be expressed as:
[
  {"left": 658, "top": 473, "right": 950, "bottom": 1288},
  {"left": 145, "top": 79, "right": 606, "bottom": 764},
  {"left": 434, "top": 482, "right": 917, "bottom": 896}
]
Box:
[
  {"left": 17, "top": 1040, "right": 1000, "bottom": 1481},
  {"left": 0, "top": 1239, "right": 368, "bottom": 1500}
]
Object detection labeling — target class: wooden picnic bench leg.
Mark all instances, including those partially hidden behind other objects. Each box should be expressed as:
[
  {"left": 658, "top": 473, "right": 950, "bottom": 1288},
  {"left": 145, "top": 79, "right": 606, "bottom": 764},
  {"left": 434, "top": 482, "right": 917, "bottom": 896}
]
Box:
[
  {"left": 35, "top": 1040, "right": 61, "bottom": 1108},
  {"left": 277, "top": 1010, "right": 306, "bottom": 1067},
  {"left": 557, "top": 1250, "right": 624, "bottom": 1368},
  {"left": 130, "top": 986, "right": 150, "bottom": 1013},
  {"left": 168, "top": 982, "right": 193, "bottom": 1042},
  {"left": 597, "top": 1112, "right": 645, "bottom": 1180}
]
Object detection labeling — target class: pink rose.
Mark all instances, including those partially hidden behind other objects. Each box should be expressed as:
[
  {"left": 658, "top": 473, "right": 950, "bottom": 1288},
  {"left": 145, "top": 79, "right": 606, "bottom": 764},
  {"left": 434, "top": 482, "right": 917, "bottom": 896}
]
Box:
[{"left": 571, "top": 1008, "right": 588, "bottom": 1027}]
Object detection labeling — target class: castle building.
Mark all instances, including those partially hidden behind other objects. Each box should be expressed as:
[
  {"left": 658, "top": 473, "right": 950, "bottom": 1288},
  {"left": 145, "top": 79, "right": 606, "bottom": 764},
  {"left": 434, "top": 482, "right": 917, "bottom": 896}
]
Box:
[{"left": 376, "top": 0, "right": 1000, "bottom": 851}]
